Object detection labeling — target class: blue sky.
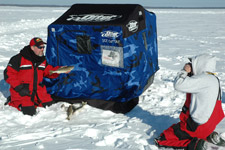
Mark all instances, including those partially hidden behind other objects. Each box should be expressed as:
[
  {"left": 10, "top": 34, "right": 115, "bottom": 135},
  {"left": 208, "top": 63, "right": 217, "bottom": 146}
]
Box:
[{"left": 0, "top": 0, "right": 225, "bottom": 7}]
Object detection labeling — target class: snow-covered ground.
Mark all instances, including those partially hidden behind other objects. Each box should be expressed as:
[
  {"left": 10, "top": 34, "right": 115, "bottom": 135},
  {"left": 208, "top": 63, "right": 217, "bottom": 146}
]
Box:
[{"left": 0, "top": 6, "right": 225, "bottom": 150}]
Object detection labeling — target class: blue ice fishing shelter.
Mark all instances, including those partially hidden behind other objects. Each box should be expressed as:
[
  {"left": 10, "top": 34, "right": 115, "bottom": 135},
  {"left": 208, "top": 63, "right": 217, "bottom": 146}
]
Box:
[{"left": 44, "top": 4, "right": 159, "bottom": 113}]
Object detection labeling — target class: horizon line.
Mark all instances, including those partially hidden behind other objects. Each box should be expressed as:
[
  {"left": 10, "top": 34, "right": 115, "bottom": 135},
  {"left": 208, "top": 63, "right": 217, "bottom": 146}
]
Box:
[{"left": 1, "top": 4, "right": 225, "bottom": 9}]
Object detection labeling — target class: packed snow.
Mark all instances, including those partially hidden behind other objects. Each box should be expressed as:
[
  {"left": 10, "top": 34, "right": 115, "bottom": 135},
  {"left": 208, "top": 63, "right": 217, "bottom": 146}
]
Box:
[{"left": 0, "top": 6, "right": 225, "bottom": 150}]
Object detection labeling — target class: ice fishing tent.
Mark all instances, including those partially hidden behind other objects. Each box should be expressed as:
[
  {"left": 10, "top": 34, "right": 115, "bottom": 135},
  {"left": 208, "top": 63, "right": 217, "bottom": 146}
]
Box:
[{"left": 44, "top": 4, "right": 159, "bottom": 113}]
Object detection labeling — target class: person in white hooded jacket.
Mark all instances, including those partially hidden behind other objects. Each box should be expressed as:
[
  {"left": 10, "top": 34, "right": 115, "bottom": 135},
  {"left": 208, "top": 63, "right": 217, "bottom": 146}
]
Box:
[
  {"left": 155, "top": 54, "right": 225, "bottom": 150},
  {"left": 175, "top": 54, "right": 218, "bottom": 124}
]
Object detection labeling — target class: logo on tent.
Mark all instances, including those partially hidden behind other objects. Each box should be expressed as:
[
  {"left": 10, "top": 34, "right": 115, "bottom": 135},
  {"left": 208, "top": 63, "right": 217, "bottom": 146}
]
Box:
[
  {"left": 126, "top": 20, "right": 139, "bottom": 32},
  {"left": 67, "top": 14, "right": 122, "bottom": 22},
  {"left": 101, "top": 31, "right": 120, "bottom": 38}
]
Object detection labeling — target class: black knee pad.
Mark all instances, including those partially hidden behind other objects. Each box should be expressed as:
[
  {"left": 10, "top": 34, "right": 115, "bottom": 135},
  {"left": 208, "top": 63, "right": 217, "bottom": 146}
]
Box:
[{"left": 21, "top": 106, "right": 36, "bottom": 116}]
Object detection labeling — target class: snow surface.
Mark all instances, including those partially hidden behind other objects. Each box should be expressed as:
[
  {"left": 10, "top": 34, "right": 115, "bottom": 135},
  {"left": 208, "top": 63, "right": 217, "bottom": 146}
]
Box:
[{"left": 0, "top": 6, "right": 225, "bottom": 150}]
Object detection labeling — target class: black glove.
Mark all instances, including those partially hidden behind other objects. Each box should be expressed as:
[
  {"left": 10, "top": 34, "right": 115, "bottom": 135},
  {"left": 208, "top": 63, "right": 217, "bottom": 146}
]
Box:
[{"left": 14, "top": 84, "right": 31, "bottom": 96}]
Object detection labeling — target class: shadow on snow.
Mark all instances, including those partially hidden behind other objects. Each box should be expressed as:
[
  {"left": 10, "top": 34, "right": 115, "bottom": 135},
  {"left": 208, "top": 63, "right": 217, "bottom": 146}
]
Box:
[{"left": 126, "top": 105, "right": 178, "bottom": 145}]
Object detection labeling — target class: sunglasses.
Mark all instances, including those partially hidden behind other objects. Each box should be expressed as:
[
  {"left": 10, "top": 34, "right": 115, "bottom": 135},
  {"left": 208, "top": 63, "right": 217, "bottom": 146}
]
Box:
[{"left": 36, "top": 46, "right": 45, "bottom": 49}]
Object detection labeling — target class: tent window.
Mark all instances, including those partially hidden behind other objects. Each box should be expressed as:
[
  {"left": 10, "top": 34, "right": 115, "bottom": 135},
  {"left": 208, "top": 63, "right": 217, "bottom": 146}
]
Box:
[
  {"left": 76, "top": 35, "right": 92, "bottom": 54},
  {"left": 101, "top": 45, "right": 124, "bottom": 68}
]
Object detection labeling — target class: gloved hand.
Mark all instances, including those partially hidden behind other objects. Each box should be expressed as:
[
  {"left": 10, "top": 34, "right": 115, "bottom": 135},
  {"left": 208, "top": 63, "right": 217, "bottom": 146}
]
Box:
[{"left": 14, "top": 84, "right": 31, "bottom": 96}]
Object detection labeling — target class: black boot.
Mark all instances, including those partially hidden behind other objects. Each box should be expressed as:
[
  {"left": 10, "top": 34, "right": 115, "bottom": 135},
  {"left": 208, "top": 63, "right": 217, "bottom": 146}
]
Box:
[
  {"left": 21, "top": 105, "right": 36, "bottom": 116},
  {"left": 207, "top": 131, "right": 225, "bottom": 146},
  {"left": 195, "top": 139, "right": 206, "bottom": 150}
]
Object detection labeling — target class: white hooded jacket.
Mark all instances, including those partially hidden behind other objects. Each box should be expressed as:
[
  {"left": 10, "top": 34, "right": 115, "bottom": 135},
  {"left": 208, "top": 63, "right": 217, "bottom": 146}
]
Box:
[{"left": 174, "top": 54, "right": 220, "bottom": 124}]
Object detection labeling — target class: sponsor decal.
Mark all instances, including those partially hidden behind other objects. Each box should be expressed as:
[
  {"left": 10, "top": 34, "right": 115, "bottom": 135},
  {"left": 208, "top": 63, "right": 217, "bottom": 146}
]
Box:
[
  {"left": 67, "top": 14, "right": 122, "bottom": 22},
  {"left": 36, "top": 38, "right": 42, "bottom": 42},
  {"left": 101, "top": 31, "right": 120, "bottom": 38},
  {"left": 126, "top": 20, "right": 139, "bottom": 32},
  {"left": 102, "top": 39, "right": 120, "bottom": 44},
  {"left": 101, "top": 46, "right": 123, "bottom": 68}
]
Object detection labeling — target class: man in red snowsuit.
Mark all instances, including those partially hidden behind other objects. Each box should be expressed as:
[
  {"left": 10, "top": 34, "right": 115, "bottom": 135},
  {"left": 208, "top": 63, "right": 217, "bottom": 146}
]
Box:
[
  {"left": 155, "top": 54, "right": 225, "bottom": 150},
  {"left": 4, "top": 37, "right": 60, "bottom": 116}
]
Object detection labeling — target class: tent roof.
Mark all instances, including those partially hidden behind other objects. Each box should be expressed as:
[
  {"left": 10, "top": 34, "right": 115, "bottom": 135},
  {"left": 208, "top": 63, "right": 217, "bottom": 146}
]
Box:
[{"left": 51, "top": 4, "right": 145, "bottom": 25}]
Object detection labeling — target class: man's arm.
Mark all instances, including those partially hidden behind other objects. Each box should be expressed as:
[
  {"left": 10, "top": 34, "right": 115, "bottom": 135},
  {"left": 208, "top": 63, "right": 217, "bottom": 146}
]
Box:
[{"left": 4, "top": 55, "right": 21, "bottom": 88}]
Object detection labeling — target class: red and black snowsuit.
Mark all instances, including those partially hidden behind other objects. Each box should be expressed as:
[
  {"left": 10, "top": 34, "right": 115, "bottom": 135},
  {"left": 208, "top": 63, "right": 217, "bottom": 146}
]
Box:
[
  {"left": 155, "top": 54, "right": 225, "bottom": 150},
  {"left": 156, "top": 93, "right": 224, "bottom": 149},
  {"left": 4, "top": 45, "right": 59, "bottom": 115}
]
